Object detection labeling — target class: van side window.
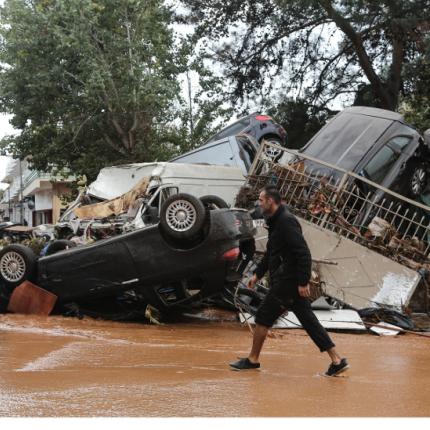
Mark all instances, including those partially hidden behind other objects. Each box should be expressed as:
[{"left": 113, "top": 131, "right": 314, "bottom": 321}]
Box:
[
  {"left": 363, "top": 136, "right": 411, "bottom": 184},
  {"left": 210, "top": 119, "right": 251, "bottom": 142},
  {"left": 172, "top": 141, "right": 234, "bottom": 166}
]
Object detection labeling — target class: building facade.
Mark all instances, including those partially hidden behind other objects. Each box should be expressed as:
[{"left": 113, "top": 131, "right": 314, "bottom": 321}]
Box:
[{"left": 0, "top": 159, "right": 74, "bottom": 226}]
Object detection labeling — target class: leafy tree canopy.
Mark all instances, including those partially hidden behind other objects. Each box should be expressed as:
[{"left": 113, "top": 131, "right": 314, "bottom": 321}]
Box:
[
  {"left": 0, "top": 0, "right": 190, "bottom": 179},
  {"left": 181, "top": 0, "right": 430, "bottom": 112},
  {"left": 400, "top": 35, "right": 430, "bottom": 132},
  {"left": 266, "top": 97, "right": 334, "bottom": 149}
]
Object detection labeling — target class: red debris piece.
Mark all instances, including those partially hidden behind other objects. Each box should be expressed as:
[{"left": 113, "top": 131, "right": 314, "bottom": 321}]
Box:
[{"left": 7, "top": 281, "right": 57, "bottom": 316}]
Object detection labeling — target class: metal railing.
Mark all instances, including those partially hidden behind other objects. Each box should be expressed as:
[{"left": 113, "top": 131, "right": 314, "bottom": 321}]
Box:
[
  {"left": 246, "top": 142, "right": 430, "bottom": 266},
  {"left": 22, "top": 169, "right": 53, "bottom": 189}
]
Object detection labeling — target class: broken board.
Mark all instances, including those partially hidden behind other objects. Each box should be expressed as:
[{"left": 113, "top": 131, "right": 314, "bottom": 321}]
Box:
[
  {"left": 239, "top": 309, "right": 366, "bottom": 331},
  {"left": 368, "top": 322, "right": 403, "bottom": 336}
]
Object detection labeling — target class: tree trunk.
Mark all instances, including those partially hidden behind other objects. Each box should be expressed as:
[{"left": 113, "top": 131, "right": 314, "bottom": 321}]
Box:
[{"left": 319, "top": 0, "right": 398, "bottom": 111}]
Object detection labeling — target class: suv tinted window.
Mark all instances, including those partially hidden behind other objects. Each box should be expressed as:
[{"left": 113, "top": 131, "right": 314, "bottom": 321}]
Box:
[
  {"left": 389, "top": 135, "right": 411, "bottom": 152},
  {"left": 362, "top": 136, "right": 412, "bottom": 185},
  {"left": 363, "top": 146, "right": 398, "bottom": 184},
  {"left": 363, "top": 138, "right": 408, "bottom": 183}
]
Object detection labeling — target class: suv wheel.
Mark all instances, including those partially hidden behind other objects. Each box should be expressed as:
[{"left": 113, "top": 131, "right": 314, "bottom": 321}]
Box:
[
  {"left": 160, "top": 193, "right": 206, "bottom": 240},
  {"left": 409, "top": 164, "right": 427, "bottom": 198}
]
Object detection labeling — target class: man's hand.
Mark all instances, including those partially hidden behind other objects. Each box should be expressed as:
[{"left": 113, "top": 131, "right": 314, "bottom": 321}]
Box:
[
  {"left": 247, "top": 274, "right": 258, "bottom": 289},
  {"left": 298, "top": 284, "right": 311, "bottom": 298}
]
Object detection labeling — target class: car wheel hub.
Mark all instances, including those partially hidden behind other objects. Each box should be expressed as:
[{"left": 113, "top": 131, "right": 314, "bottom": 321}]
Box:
[
  {"left": 166, "top": 200, "right": 196, "bottom": 232},
  {"left": 176, "top": 210, "right": 187, "bottom": 221},
  {"left": 412, "top": 168, "right": 426, "bottom": 194},
  {"left": 0, "top": 251, "right": 26, "bottom": 282}
]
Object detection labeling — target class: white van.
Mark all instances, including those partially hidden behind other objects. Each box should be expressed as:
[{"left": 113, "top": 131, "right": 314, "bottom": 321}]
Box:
[
  {"left": 59, "top": 162, "right": 247, "bottom": 234},
  {"left": 86, "top": 161, "right": 246, "bottom": 205}
]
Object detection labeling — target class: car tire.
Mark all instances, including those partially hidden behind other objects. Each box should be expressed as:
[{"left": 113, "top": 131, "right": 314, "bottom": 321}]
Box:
[
  {"left": 0, "top": 244, "right": 37, "bottom": 290},
  {"left": 44, "top": 239, "right": 77, "bottom": 256},
  {"left": 407, "top": 162, "right": 427, "bottom": 198},
  {"left": 261, "top": 137, "right": 283, "bottom": 162},
  {"left": 160, "top": 193, "right": 206, "bottom": 240},
  {"left": 200, "top": 195, "right": 229, "bottom": 210}
]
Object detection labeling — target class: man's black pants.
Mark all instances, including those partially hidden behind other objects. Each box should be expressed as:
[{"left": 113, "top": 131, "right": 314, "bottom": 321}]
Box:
[{"left": 254, "top": 280, "right": 335, "bottom": 352}]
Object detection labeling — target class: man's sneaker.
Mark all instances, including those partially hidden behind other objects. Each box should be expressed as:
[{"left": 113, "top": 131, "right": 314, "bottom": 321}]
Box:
[
  {"left": 229, "top": 357, "right": 260, "bottom": 371},
  {"left": 325, "top": 358, "right": 349, "bottom": 377}
]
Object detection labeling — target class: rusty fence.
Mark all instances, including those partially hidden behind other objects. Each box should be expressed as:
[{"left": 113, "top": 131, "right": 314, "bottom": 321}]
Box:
[{"left": 245, "top": 141, "right": 430, "bottom": 269}]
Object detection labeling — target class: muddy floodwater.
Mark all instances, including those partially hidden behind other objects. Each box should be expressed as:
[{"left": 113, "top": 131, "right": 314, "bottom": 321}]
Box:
[{"left": 0, "top": 313, "right": 429, "bottom": 417}]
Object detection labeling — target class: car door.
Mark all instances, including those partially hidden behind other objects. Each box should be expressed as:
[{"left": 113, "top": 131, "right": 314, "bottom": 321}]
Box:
[
  {"left": 349, "top": 135, "right": 413, "bottom": 227},
  {"left": 361, "top": 137, "right": 408, "bottom": 183},
  {"left": 359, "top": 135, "right": 415, "bottom": 195},
  {"left": 38, "top": 237, "right": 138, "bottom": 302}
]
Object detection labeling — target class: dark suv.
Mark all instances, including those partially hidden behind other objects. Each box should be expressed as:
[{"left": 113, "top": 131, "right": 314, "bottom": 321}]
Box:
[
  {"left": 300, "top": 107, "right": 430, "bottom": 201},
  {"left": 206, "top": 113, "right": 287, "bottom": 153}
]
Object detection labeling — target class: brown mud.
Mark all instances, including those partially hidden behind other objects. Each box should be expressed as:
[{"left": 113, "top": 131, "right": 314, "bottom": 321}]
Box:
[{"left": 0, "top": 313, "right": 429, "bottom": 417}]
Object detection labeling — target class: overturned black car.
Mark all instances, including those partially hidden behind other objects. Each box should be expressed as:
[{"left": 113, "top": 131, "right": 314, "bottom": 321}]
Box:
[{"left": 0, "top": 193, "right": 256, "bottom": 317}]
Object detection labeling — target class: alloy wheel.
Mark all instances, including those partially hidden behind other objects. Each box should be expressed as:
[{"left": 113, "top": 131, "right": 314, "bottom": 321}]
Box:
[
  {"left": 0, "top": 251, "right": 26, "bottom": 283},
  {"left": 165, "top": 199, "right": 197, "bottom": 232}
]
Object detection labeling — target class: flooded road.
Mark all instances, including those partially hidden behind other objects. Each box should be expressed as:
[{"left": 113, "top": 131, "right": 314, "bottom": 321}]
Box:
[{"left": 0, "top": 313, "right": 429, "bottom": 417}]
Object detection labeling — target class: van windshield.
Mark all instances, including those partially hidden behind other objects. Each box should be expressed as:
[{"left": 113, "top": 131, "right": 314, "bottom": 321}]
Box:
[{"left": 236, "top": 135, "right": 256, "bottom": 172}]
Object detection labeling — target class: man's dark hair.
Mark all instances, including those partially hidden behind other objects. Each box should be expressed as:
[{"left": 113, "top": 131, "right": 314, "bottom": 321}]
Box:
[{"left": 262, "top": 185, "right": 281, "bottom": 204}]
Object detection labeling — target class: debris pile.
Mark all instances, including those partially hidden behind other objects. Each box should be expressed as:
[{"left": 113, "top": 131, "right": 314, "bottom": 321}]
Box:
[
  {"left": 238, "top": 159, "right": 430, "bottom": 277},
  {"left": 233, "top": 152, "right": 430, "bottom": 326}
]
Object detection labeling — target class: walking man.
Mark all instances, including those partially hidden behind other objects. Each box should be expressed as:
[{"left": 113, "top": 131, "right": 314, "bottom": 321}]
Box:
[{"left": 230, "top": 185, "right": 349, "bottom": 376}]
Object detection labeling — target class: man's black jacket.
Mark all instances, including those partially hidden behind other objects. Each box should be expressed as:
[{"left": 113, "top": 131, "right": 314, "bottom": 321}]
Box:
[{"left": 254, "top": 205, "right": 312, "bottom": 286}]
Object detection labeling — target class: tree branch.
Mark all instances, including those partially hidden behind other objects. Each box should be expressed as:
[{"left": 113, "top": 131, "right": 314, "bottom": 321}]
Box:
[
  {"left": 317, "top": 0, "right": 393, "bottom": 109},
  {"left": 101, "top": 131, "right": 128, "bottom": 156}
]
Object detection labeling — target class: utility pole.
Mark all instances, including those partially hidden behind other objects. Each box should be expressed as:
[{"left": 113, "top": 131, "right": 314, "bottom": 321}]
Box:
[
  {"left": 19, "top": 159, "right": 23, "bottom": 224},
  {"left": 8, "top": 186, "right": 11, "bottom": 220},
  {"left": 187, "top": 70, "right": 194, "bottom": 135}
]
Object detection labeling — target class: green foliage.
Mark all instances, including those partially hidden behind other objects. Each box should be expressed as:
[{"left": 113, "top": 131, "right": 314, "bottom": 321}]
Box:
[
  {"left": 0, "top": 237, "right": 46, "bottom": 255},
  {"left": 0, "top": 239, "right": 10, "bottom": 249},
  {"left": 0, "top": 0, "right": 190, "bottom": 179},
  {"left": 21, "top": 237, "right": 46, "bottom": 256},
  {"left": 400, "top": 39, "right": 430, "bottom": 132},
  {"left": 267, "top": 98, "right": 333, "bottom": 149}
]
